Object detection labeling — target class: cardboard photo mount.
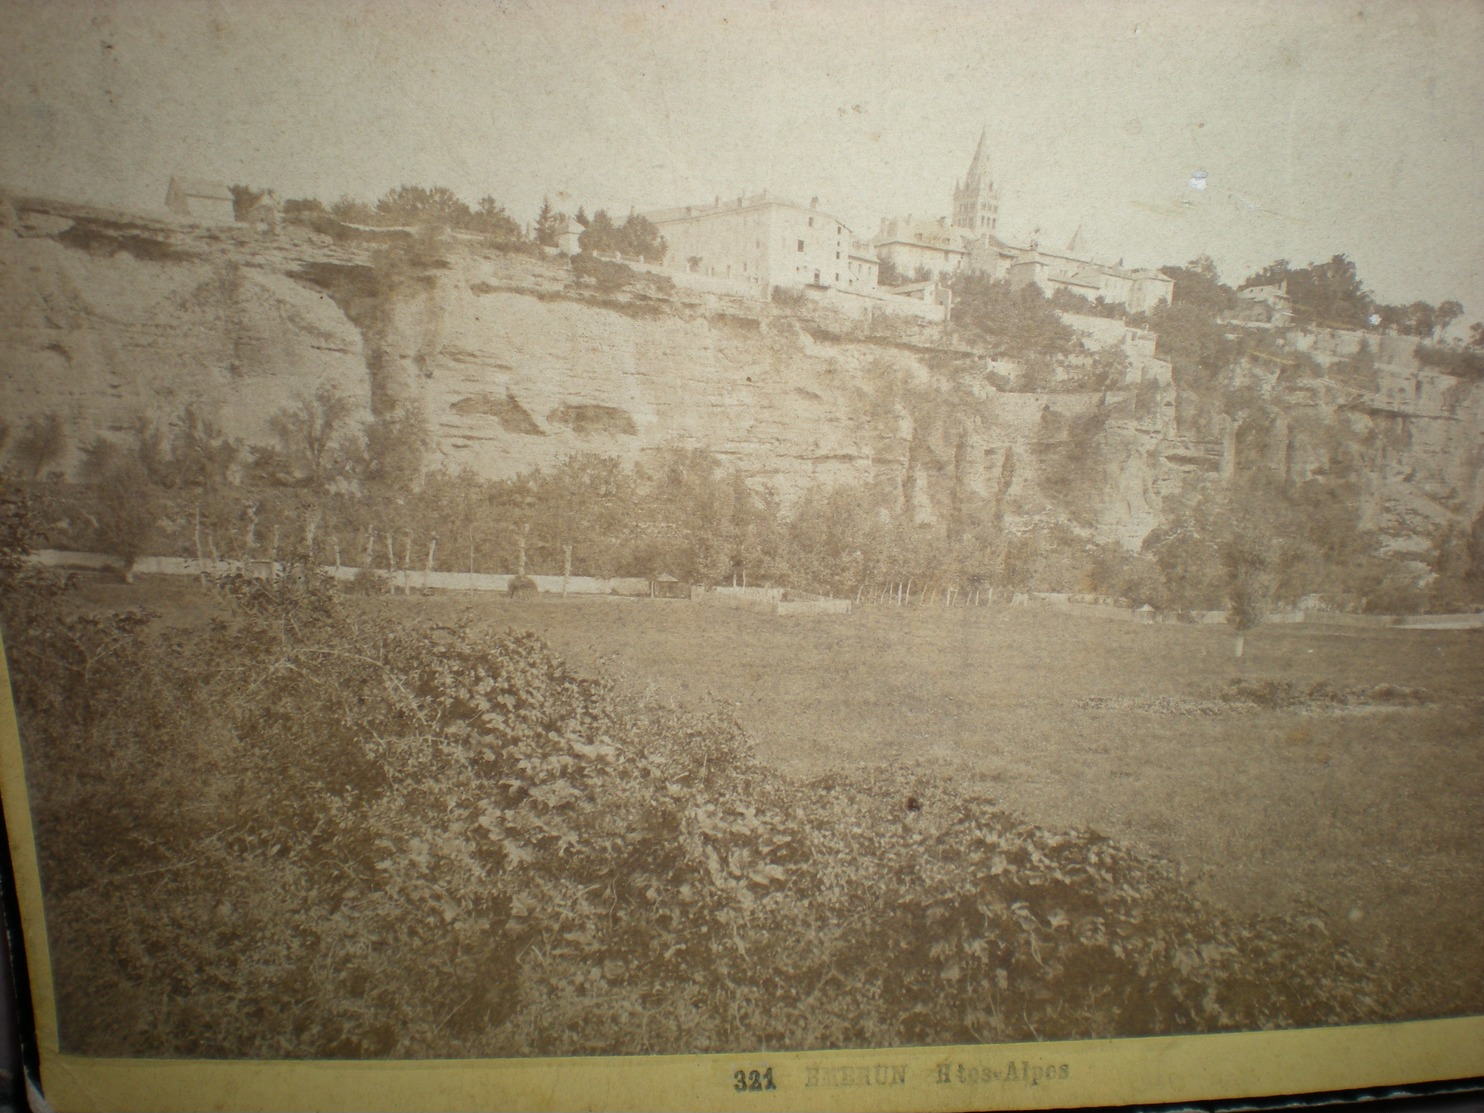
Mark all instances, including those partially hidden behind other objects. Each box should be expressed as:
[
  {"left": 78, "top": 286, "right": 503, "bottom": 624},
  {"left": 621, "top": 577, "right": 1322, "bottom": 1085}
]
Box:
[{"left": 1, "top": 645, "right": 1481, "bottom": 1113}]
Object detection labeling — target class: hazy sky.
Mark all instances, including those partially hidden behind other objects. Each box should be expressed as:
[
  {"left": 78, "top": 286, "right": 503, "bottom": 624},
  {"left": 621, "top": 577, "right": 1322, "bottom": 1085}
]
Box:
[{"left": 4, "top": 0, "right": 1482, "bottom": 316}]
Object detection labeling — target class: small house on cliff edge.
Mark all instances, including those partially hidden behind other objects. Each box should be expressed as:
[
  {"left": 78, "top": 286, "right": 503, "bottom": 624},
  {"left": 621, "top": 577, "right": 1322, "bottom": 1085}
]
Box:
[
  {"left": 555, "top": 217, "right": 584, "bottom": 255},
  {"left": 165, "top": 177, "right": 235, "bottom": 223}
]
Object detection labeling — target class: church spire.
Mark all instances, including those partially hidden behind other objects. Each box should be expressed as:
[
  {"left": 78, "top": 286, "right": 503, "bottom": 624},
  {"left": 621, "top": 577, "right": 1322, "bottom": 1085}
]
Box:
[
  {"left": 952, "top": 127, "right": 999, "bottom": 235},
  {"left": 964, "top": 126, "right": 992, "bottom": 185}
]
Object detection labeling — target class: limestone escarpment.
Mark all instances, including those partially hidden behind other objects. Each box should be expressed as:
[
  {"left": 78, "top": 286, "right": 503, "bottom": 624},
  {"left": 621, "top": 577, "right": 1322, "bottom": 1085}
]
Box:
[
  {"left": 2, "top": 195, "right": 1480, "bottom": 560},
  {"left": 0, "top": 201, "right": 373, "bottom": 447}
]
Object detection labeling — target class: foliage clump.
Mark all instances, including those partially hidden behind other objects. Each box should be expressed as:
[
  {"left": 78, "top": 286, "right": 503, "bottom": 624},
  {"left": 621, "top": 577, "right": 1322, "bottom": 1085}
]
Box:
[{"left": 3, "top": 542, "right": 1391, "bottom": 1059}]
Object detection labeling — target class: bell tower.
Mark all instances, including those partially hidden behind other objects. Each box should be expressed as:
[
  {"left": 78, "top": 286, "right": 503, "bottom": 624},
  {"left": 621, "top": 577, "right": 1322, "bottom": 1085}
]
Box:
[{"left": 952, "top": 128, "right": 999, "bottom": 235}]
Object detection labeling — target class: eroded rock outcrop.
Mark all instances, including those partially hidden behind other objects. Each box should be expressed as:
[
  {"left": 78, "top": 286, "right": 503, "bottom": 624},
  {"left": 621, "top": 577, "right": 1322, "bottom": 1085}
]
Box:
[{"left": 2, "top": 196, "right": 1480, "bottom": 559}]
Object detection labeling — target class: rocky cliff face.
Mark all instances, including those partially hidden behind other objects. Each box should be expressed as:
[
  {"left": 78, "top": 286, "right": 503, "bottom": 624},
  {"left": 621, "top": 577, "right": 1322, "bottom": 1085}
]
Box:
[{"left": 2, "top": 196, "right": 1480, "bottom": 559}]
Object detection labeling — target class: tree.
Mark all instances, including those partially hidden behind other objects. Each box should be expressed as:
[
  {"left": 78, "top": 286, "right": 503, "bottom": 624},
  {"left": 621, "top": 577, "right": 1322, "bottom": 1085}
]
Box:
[
  {"left": 1166, "top": 256, "right": 1238, "bottom": 316},
  {"left": 171, "top": 404, "right": 240, "bottom": 494},
  {"left": 1372, "top": 302, "right": 1409, "bottom": 334},
  {"left": 374, "top": 185, "right": 472, "bottom": 228},
  {"left": 534, "top": 197, "right": 563, "bottom": 247},
  {"left": 362, "top": 402, "right": 431, "bottom": 489},
  {"left": 1218, "top": 480, "right": 1290, "bottom": 659},
  {"left": 1252, "top": 254, "right": 1371, "bottom": 330},
  {"left": 616, "top": 213, "right": 666, "bottom": 263},
  {"left": 471, "top": 196, "right": 521, "bottom": 241},
  {"left": 268, "top": 385, "right": 359, "bottom": 488},
  {"left": 949, "top": 275, "right": 1078, "bottom": 361},
  {"left": 10, "top": 413, "right": 67, "bottom": 480},
  {"left": 77, "top": 437, "right": 162, "bottom": 581},
  {"left": 1435, "top": 300, "right": 1464, "bottom": 339},
  {"left": 329, "top": 196, "right": 376, "bottom": 224},
  {"left": 1406, "top": 301, "right": 1437, "bottom": 341},
  {"left": 579, "top": 210, "right": 619, "bottom": 256}
]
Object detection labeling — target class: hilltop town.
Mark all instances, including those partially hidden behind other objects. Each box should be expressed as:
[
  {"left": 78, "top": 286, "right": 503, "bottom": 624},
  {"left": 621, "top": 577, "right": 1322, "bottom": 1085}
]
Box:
[{"left": 633, "top": 130, "right": 1172, "bottom": 323}]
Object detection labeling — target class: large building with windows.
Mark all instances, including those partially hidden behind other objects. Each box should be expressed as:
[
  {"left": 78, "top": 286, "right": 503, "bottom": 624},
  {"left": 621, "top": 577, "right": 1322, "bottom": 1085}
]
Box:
[
  {"left": 875, "top": 215, "right": 970, "bottom": 282},
  {"left": 642, "top": 193, "right": 871, "bottom": 295}
]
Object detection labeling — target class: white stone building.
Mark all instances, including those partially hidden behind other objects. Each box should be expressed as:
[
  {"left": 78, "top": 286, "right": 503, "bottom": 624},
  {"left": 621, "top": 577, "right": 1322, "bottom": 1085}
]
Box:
[
  {"left": 643, "top": 193, "right": 871, "bottom": 295},
  {"left": 875, "top": 216, "right": 970, "bottom": 282}
]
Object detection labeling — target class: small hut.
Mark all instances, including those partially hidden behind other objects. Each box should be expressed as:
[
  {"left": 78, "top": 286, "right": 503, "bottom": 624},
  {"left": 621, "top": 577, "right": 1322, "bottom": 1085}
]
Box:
[
  {"left": 651, "top": 573, "right": 689, "bottom": 600},
  {"left": 164, "top": 177, "right": 236, "bottom": 223},
  {"left": 555, "top": 216, "right": 584, "bottom": 255}
]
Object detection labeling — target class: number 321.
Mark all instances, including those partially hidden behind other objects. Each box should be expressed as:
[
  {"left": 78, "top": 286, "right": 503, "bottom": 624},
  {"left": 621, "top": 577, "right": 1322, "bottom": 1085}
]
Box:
[{"left": 733, "top": 1068, "right": 776, "bottom": 1091}]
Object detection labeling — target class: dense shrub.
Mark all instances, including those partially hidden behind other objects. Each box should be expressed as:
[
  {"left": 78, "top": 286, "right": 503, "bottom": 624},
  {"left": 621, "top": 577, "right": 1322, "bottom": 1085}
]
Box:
[
  {"left": 1415, "top": 344, "right": 1484, "bottom": 380},
  {"left": 570, "top": 254, "right": 636, "bottom": 294},
  {"left": 4, "top": 554, "right": 1389, "bottom": 1058}
]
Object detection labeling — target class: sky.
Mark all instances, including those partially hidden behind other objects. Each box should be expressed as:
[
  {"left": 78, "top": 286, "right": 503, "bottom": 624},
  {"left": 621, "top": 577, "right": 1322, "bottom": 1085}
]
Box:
[{"left": 3, "top": 0, "right": 1482, "bottom": 318}]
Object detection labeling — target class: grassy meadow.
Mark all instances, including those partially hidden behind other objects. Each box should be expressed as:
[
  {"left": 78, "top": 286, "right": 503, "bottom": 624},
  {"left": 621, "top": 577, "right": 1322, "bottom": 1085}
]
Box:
[{"left": 393, "top": 591, "right": 1484, "bottom": 1022}]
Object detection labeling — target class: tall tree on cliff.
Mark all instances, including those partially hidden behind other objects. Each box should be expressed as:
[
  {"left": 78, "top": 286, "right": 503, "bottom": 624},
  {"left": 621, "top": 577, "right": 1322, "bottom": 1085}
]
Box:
[
  {"left": 1406, "top": 301, "right": 1437, "bottom": 340},
  {"left": 471, "top": 196, "right": 522, "bottom": 241},
  {"left": 1148, "top": 258, "right": 1241, "bottom": 386},
  {"left": 534, "top": 197, "right": 563, "bottom": 247},
  {"left": 579, "top": 210, "right": 620, "bottom": 255},
  {"left": 949, "top": 275, "right": 1077, "bottom": 361},
  {"left": 616, "top": 213, "right": 667, "bottom": 263},
  {"left": 1164, "top": 255, "right": 1238, "bottom": 315},
  {"left": 1434, "top": 300, "right": 1464, "bottom": 340},
  {"left": 1247, "top": 255, "right": 1372, "bottom": 330},
  {"left": 374, "top": 185, "right": 472, "bottom": 228}
]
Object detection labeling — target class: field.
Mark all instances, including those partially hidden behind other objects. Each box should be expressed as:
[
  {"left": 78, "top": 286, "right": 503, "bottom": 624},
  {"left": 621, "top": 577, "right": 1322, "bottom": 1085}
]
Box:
[
  {"left": 394, "top": 592, "right": 1484, "bottom": 1021},
  {"left": 25, "top": 577, "right": 1484, "bottom": 1053}
]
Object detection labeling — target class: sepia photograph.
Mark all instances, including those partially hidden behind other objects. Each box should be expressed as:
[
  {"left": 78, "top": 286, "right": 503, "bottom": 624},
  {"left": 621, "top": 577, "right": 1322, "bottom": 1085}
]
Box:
[{"left": 0, "top": 0, "right": 1481, "bottom": 1108}]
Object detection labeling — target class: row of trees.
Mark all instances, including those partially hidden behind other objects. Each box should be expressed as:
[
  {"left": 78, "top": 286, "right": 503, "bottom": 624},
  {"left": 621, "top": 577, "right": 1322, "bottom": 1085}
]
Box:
[
  {"left": 534, "top": 200, "right": 667, "bottom": 262},
  {"left": 1239, "top": 255, "right": 1464, "bottom": 339},
  {"left": 10, "top": 393, "right": 1480, "bottom": 618},
  {"left": 1163, "top": 253, "right": 1472, "bottom": 343},
  {"left": 241, "top": 183, "right": 671, "bottom": 265},
  {"left": 275, "top": 185, "right": 525, "bottom": 241}
]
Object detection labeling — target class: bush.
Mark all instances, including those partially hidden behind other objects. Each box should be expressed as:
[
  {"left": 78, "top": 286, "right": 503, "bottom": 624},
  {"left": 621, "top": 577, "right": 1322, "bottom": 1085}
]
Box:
[
  {"left": 1415, "top": 344, "right": 1484, "bottom": 380},
  {"left": 346, "top": 567, "right": 388, "bottom": 595},
  {"left": 3, "top": 564, "right": 1394, "bottom": 1060},
  {"left": 570, "top": 254, "right": 635, "bottom": 294},
  {"left": 506, "top": 574, "right": 537, "bottom": 598}
]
